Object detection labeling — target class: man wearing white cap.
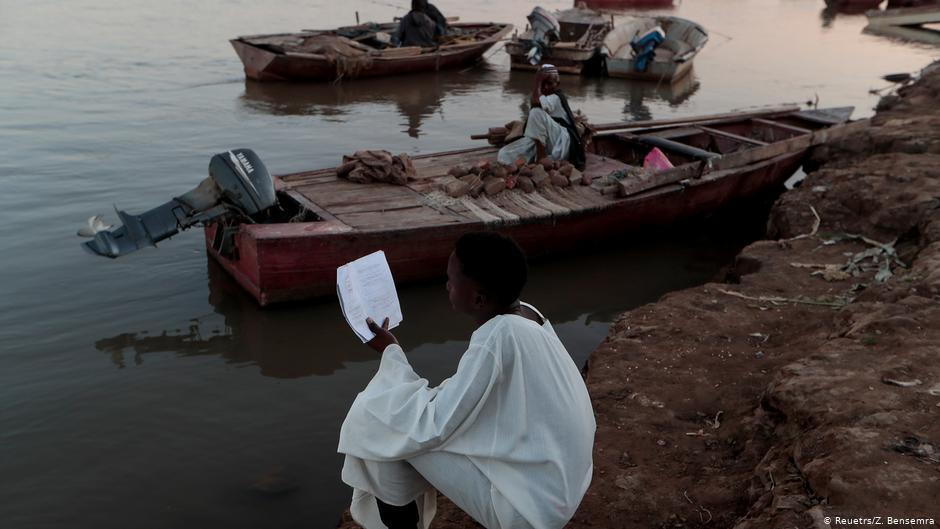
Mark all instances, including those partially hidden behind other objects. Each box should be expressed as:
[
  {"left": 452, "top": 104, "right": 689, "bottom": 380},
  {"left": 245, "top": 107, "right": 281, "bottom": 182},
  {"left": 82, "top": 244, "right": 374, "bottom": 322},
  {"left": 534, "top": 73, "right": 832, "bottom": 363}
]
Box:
[{"left": 497, "top": 64, "right": 586, "bottom": 170}]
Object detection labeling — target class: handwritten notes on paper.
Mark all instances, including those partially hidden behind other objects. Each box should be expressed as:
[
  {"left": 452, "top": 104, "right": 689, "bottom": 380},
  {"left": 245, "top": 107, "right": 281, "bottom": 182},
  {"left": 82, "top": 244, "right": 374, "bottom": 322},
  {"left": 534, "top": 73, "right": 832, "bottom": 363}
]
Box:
[{"left": 336, "top": 250, "right": 403, "bottom": 342}]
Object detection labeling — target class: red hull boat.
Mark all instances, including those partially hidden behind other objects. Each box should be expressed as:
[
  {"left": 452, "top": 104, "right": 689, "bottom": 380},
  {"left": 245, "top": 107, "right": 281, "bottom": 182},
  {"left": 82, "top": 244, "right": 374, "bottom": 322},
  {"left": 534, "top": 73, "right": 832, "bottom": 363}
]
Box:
[{"left": 203, "top": 107, "right": 864, "bottom": 306}]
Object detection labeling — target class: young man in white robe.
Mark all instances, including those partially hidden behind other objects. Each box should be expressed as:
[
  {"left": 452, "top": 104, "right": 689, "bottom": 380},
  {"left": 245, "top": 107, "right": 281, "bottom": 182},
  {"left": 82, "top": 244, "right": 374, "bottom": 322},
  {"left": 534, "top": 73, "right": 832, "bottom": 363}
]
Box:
[
  {"left": 338, "top": 232, "right": 596, "bottom": 529},
  {"left": 497, "top": 64, "right": 586, "bottom": 170}
]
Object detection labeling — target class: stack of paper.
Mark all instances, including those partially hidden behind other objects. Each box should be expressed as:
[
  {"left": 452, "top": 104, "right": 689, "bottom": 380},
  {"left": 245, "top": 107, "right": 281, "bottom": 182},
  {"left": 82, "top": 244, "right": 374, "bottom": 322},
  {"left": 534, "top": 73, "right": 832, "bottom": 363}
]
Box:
[{"left": 336, "top": 250, "right": 403, "bottom": 342}]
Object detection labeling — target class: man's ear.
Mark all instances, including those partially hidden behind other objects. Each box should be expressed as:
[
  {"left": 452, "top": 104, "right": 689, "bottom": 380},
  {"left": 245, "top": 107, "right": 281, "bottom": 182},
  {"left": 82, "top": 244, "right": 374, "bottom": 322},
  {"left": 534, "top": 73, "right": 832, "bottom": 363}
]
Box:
[{"left": 474, "top": 292, "right": 487, "bottom": 308}]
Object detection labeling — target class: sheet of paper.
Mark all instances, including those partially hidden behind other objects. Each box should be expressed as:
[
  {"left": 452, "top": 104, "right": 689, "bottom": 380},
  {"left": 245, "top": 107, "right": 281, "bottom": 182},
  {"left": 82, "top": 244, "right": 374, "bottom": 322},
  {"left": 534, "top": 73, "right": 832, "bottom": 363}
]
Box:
[{"left": 336, "top": 250, "right": 403, "bottom": 343}]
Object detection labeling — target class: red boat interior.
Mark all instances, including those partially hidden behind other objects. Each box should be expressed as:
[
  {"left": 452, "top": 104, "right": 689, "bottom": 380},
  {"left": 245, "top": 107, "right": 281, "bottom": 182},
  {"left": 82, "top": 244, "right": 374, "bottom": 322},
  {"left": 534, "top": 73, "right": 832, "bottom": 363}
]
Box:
[{"left": 593, "top": 113, "right": 833, "bottom": 165}]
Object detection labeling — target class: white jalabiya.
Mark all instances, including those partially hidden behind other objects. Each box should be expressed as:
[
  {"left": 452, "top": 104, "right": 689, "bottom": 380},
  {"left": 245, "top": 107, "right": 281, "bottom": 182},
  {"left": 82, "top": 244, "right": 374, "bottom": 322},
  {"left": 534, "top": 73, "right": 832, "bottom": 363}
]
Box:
[
  {"left": 338, "top": 303, "right": 596, "bottom": 529},
  {"left": 497, "top": 96, "right": 572, "bottom": 166}
]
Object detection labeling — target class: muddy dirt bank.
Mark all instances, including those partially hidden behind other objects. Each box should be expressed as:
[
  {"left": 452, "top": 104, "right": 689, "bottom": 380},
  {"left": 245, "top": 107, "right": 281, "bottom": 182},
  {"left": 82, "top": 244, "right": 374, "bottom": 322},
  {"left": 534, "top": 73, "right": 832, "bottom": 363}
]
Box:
[
  {"left": 571, "top": 61, "right": 940, "bottom": 529},
  {"left": 338, "top": 61, "right": 940, "bottom": 529}
]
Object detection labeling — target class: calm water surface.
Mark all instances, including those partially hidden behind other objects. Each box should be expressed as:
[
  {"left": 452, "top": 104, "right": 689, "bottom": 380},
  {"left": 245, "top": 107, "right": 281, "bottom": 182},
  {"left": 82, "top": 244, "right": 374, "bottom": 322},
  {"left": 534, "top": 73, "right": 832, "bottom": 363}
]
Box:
[{"left": 1, "top": 0, "right": 936, "bottom": 527}]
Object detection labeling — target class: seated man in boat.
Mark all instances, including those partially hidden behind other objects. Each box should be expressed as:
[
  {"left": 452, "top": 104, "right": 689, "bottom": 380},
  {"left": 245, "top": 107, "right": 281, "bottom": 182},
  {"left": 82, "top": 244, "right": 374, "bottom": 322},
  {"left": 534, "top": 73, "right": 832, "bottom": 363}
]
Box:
[
  {"left": 394, "top": 0, "right": 448, "bottom": 48},
  {"left": 338, "top": 232, "right": 596, "bottom": 529},
  {"left": 497, "top": 64, "right": 587, "bottom": 170}
]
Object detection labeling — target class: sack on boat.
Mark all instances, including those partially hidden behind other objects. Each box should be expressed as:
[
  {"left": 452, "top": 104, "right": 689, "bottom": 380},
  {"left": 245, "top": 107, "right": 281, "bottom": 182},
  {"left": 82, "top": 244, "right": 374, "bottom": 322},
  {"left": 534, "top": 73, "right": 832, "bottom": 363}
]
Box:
[
  {"left": 572, "top": 110, "right": 594, "bottom": 145},
  {"left": 337, "top": 150, "right": 416, "bottom": 186},
  {"left": 297, "top": 35, "right": 374, "bottom": 78}
]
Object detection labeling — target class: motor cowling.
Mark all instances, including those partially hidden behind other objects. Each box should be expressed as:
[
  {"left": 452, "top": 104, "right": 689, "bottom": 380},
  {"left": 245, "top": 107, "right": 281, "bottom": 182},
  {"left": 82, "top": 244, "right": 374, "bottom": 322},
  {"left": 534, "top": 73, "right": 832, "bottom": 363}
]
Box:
[
  {"left": 630, "top": 26, "right": 665, "bottom": 72},
  {"left": 82, "top": 148, "right": 277, "bottom": 258},
  {"left": 527, "top": 6, "right": 560, "bottom": 65}
]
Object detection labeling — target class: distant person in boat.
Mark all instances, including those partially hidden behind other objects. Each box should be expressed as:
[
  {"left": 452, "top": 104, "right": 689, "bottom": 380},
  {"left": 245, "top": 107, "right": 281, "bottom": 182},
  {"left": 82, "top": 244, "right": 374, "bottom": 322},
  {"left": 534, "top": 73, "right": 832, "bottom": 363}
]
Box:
[
  {"left": 497, "top": 64, "right": 587, "bottom": 170},
  {"left": 394, "top": 0, "right": 448, "bottom": 48},
  {"left": 338, "top": 232, "right": 596, "bottom": 529}
]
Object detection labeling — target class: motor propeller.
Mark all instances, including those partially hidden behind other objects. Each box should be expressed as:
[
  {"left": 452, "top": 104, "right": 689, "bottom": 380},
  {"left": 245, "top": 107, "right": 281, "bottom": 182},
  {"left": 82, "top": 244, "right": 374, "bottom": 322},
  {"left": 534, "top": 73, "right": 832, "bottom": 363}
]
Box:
[{"left": 81, "top": 148, "right": 277, "bottom": 258}]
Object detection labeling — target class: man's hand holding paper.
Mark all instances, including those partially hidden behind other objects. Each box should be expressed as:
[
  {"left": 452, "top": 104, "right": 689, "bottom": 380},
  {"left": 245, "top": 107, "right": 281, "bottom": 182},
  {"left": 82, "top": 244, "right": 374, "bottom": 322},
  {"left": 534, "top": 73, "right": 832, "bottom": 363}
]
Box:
[{"left": 365, "top": 317, "right": 399, "bottom": 353}]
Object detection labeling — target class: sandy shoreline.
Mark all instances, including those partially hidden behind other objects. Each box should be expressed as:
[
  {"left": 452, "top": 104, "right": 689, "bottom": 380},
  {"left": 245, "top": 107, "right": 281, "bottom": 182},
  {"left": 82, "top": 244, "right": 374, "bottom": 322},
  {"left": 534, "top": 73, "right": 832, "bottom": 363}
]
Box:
[{"left": 339, "top": 60, "right": 940, "bottom": 529}]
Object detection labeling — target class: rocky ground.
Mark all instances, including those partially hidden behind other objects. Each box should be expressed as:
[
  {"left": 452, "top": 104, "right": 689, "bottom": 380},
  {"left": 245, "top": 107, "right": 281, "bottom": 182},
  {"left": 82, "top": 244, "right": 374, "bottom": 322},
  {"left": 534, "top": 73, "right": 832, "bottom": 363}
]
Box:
[{"left": 339, "top": 61, "right": 940, "bottom": 529}]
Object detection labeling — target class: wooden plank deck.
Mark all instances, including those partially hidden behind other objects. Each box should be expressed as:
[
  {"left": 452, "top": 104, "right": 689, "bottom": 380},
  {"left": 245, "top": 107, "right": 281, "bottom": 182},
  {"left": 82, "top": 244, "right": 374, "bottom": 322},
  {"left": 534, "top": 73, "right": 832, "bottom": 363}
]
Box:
[{"left": 278, "top": 146, "right": 620, "bottom": 230}]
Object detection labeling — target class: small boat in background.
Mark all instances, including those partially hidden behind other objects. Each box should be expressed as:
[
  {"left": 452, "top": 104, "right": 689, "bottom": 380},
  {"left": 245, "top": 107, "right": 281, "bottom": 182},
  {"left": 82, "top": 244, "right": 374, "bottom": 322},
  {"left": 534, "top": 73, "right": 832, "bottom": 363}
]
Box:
[
  {"left": 864, "top": 3, "right": 940, "bottom": 43},
  {"left": 886, "top": 0, "right": 939, "bottom": 7},
  {"left": 602, "top": 16, "right": 707, "bottom": 82},
  {"left": 576, "top": 0, "right": 677, "bottom": 9},
  {"left": 866, "top": 2, "right": 940, "bottom": 26},
  {"left": 231, "top": 22, "right": 512, "bottom": 81},
  {"left": 506, "top": 6, "right": 613, "bottom": 74},
  {"left": 824, "top": 0, "right": 884, "bottom": 14}
]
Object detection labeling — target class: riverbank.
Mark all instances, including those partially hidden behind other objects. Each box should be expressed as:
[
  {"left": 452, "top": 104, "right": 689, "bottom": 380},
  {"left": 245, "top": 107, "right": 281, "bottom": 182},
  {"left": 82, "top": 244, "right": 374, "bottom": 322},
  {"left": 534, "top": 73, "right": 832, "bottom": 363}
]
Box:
[
  {"left": 338, "top": 61, "right": 940, "bottom": 529},
  {"left": 570, "top": 60, "right": 940, "bottom": 528}
]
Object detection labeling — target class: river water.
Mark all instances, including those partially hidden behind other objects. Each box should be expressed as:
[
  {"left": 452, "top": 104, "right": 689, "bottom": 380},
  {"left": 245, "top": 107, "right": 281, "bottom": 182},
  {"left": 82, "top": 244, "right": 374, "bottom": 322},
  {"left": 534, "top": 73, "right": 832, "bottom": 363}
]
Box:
[{"left": 0, "top": 0, "right": 935, "bottom": 527}]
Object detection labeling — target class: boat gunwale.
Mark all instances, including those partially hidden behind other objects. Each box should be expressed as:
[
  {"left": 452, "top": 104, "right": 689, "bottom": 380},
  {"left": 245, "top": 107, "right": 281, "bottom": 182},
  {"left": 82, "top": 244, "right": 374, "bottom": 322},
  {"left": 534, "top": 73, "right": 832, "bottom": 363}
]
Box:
[{"left": 232, "top": 22, "right": 513, "bottom": 59}]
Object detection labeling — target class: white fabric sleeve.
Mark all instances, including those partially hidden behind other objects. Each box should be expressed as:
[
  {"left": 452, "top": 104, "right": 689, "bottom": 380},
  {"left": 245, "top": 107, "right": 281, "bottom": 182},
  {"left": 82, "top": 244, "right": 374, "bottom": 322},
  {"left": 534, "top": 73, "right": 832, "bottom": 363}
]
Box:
[
  {"left": 338, "top": 342, "right": 501, "bottom": 461},
  {"left": 538, "top": 94, "right": 560, "bottom": 115}
]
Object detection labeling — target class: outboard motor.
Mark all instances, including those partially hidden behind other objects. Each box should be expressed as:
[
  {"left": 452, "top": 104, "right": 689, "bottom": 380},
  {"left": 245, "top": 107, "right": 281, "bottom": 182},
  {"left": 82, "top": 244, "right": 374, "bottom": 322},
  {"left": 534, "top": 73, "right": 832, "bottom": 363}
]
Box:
[
  {"left": 526, "top": 6, "right": 560, "bottom": 65},
  {"left": 630, "top": 26, "right": 665, "bottom": 72},
  {"left": 82, "top": 148, "right": 276, "bottom": 258}
]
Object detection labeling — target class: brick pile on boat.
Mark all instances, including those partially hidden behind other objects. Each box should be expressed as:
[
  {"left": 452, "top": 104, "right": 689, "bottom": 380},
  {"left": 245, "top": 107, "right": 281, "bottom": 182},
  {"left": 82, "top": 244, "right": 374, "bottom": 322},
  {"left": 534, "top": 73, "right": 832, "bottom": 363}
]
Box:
[
  {"left": 440, "top": 158, "right": 588, "bottom": 198},
  {"left": 336, "top": 150, "right": 416, "bottom": 185}
]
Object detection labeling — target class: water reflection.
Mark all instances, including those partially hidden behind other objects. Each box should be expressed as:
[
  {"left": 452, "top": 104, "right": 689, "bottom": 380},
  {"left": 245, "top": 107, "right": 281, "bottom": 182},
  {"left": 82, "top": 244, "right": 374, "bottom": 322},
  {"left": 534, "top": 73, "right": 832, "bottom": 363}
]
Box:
[
  {"left": 95, "top": 259, "right": 379, "bottom": 378},
  {"left": 239, "top": 66, "right": 507, "bottom": 138},
  {"left": 502, "top": 69, "right": 699, "bottom": 121},
  {"left": 95, "top": 200, "right": 769, "bottom": 379}
]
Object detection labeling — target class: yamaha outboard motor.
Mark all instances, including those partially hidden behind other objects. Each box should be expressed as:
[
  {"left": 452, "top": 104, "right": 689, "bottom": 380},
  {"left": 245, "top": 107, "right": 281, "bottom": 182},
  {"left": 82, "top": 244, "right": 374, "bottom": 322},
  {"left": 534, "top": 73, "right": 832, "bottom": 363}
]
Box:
[
  {"left": 82, "top": 148, "right": 276, "bottom": 258},
  {"left": 630, "top": 26, "right": 665, "bottom": 72},
  {"left": 526, "top": 6, "right": 560, "bottom": 65}
]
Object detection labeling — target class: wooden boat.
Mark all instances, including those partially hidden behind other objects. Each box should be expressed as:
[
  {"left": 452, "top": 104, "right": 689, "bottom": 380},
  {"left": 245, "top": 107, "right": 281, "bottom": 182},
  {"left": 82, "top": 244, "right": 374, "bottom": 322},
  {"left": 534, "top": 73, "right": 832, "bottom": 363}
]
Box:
[
  {"left": 231, "top": 22, "right": 512, "bottom": 81},
  {"left": 602, "top": 16, "right": 707, "bottom": 82},
  {"left": 577, "top": 0, "right": 677, "bottom": 9},
  {"left": 824, "top": 0, "right": 884, "bottom": 14},
  {"left": 505, "top": 7, "right": 613, "bottom": 74},
  {"left": 240, "top": 69, "right": 506, "bottom": 137},
  {"left": 863, "top": 19, "right": 940, "bottom": 43},
  {"left": 202, "top": 106, "right": 866, "bottom": 306},
  {"left": 887, "top": 0, "right": 939, "bottom": 8},
  {"left": 866, "top": 3, "right": 940, "bottom": 26}
]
